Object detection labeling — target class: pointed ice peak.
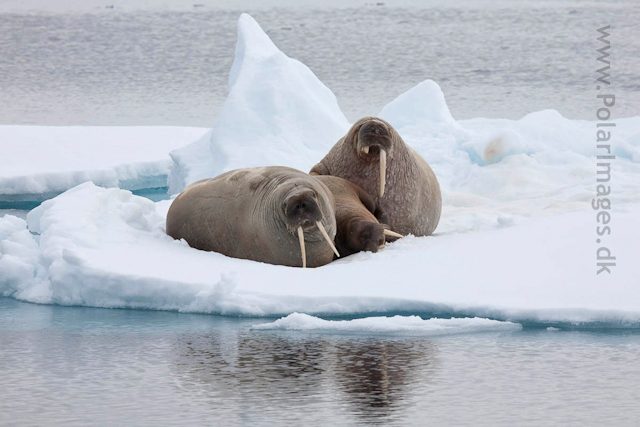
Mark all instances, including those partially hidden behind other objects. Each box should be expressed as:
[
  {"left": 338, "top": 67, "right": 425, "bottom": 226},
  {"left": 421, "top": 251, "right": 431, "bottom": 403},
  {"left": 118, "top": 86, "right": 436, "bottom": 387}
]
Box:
[
  {"left": 168, "top": 13, "right": 349, "bottom": 192},
  {"left": 211, "top": 13, "right": 349, "bottom": 176},
  {"left": 228, "top": 13, "right": 280, "bottom": 90},
  {"left": 379, "top": 79, "right": 457, "bottom": 130}
]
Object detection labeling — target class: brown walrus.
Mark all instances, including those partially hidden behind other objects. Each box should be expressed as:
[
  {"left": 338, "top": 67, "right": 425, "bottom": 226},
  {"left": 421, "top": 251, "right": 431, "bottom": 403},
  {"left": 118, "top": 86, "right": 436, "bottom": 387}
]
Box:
[
  {"left": 310, "top": 116, "right": 442, "bottom": 236},
  {"left": 313, "top": 175, "right": 403, "bottom": 257},
  {"left": 166, "top": 166, "right": 340, "bottom": 268}
]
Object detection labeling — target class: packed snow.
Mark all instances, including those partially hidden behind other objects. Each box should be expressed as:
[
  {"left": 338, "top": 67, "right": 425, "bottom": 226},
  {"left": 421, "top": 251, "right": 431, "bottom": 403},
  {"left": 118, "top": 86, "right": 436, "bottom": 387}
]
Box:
[
  {"left": 0, "top": 126, "right": 207, "bottom": 200},
  {"left": 252, "top": 313, "right": 522, "bottom": 335},
  {"left": 1, "top": 13, "right": 639, "bottom": 329},
  {"left": 1, "top": 180, "right": 639, "bottom": 327}
]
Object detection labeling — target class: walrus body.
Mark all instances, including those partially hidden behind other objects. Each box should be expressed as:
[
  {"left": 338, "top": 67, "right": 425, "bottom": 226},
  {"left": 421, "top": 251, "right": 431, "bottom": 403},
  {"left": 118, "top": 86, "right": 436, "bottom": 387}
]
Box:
[
  {"left": 166, "top": 167, "right": 338, "bottom": 268},
  {"left": 314, "top": 175, "right": 389, "bottom": 257},
  {"left": 310, "top": 116, "right": 441, "bottom": 236}
]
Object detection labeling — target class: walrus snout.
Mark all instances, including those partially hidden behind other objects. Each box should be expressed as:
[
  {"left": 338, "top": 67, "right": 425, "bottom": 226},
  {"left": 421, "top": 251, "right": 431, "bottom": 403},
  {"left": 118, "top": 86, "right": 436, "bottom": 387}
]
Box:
[
  {"left": 349, "top": 220, "right": 386, "bottom": 254},
  {"left": 358, "top": 120, "right": 392, "bottom": 154},
  {"left": 361, "top": 122, "right": 390, "bottom": 138},
  {"left": 285, "top": 192, "right": 322, "bottom": 228}
]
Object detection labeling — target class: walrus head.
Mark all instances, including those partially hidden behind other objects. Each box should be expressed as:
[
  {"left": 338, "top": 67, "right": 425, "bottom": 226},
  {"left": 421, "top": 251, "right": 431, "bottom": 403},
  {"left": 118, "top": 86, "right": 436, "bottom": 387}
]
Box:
[
  {"left": 280, "top": 183, "right": 340, "bottom": 268},
  {"left": 346, "top": 220, "right": 387, "bottom": 254},
  {"left": 284, "top": 189, "right": 323, "bottom": 230},
  {"left": 350, "top": 117, "right": 395, "bottom": 197}
]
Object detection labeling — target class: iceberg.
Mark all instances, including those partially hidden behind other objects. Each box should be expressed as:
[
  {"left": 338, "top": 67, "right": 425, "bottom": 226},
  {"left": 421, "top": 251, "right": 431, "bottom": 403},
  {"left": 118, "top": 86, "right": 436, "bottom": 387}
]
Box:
[
  {"left": 1, "top": 13, "right": 640, "bottom": 329},
  {"left": 168, "top": 13, "right": 349, "bottom": 194}
]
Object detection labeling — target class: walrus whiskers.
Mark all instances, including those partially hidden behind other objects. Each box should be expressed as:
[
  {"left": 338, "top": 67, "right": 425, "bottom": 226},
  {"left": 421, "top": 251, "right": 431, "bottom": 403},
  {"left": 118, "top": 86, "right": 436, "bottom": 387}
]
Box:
[
  {"left": 297, "top": 226, "right": 306, "bottom": 268},
  {"left": 383, "top": 229, "right": 403, "bottom": 239},
  {"left": 316, "top": 221, "right": 340, "bottom": 257},
  {"left": 379, "top": 149, "right": 386, "bottom": 197}
]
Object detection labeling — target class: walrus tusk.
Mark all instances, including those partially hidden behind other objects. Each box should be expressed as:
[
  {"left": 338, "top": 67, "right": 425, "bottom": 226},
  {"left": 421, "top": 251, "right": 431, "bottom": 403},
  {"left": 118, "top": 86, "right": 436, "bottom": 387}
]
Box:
[
  {"left": 316, "top": 221, "right": 340, "bottom": 258},
  {"left": 297, "top": 226, "right": 306, "bottom": 268},
  {"left": 379, "top": 149, "right": 386, "bottom": 197},
  {"left": 383, "top": 229, "right": 403, "bottom": 239},
  {"left": 363, "top": 146, "right": 370, "bottom": 154}
]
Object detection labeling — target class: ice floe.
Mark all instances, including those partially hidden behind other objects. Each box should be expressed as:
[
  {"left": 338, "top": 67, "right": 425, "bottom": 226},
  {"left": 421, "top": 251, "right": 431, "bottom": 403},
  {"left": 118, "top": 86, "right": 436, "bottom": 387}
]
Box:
[
  {"left": 1, "top": 13, "right": 639, "bottom": 329},
  {"left": 252, "top": 313, "right": 522, "bottom": 336},
  {"left": 0, "top": 126, "right": 207, "bottom": 202},
  {"left": 1, "top": 182, "right": 638, "bottom": 327}
]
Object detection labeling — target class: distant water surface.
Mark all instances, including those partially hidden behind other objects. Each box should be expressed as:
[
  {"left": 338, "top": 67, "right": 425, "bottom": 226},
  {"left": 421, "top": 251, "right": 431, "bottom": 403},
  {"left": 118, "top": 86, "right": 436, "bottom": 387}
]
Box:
[{"left": 0, "top": 0, "right": 638, "bottom": 126}]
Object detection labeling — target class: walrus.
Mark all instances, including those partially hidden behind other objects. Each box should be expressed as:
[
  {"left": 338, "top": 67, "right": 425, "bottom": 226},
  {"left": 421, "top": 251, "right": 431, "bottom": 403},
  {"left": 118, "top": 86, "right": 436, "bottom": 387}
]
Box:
[
  {"left": 310, "top": 116, "right": 442, "bottom": 236},
  {"left": 166, "top": 166, "right": 339, "bottom": 268},
  {"left": 313, "top": 175, "right": 403, "bottom": 257}
]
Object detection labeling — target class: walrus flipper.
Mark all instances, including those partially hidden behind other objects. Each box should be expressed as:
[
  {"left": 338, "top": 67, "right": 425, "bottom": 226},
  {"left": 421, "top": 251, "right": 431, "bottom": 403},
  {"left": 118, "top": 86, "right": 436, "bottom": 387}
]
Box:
[
  {"left": 309, "top": 162, "right": 330, "bottom": 176},
  {"left": 352, "top": 183, "right": 390, "bottom": 227},
  {"left": 374, "top": 206, "right": 391, "bottom": 229}
]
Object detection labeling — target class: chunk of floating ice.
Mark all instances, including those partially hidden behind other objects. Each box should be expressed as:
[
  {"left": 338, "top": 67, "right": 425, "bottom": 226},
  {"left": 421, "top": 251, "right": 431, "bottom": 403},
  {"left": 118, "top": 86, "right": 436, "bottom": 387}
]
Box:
[
  {"left": 0, "top": 126, "right": 208, "bottom": 201},
  {"left": 458, "top": 110, "right": 640, "bottom": 166},
  {"left": 379, "top": 79, "right": 459, "bottom": 129},
  {"left": 168, "top": 13, "right": 349, "bottom": 193},
  {"left": 0, "top": 215, "right": 51, "bottom": 303},
  {"left": 0, "top": 182, "right": 639, "bottom": 328},
  {"left": 252, "top": 313, "right": 522, "bottom": 336}
]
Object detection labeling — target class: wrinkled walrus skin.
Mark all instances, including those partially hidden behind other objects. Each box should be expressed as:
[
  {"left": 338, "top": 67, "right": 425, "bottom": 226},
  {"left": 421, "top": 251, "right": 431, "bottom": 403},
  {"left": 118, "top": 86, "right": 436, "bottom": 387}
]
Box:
[
  {"left": 310, "top": 116, "right": 441, "bottom": 237},
  {"left": 314, "top": 175, "right": 389, "bottom": 257},
  {"left": 166, "top": 166, "right": 338, "bottom": 268}
]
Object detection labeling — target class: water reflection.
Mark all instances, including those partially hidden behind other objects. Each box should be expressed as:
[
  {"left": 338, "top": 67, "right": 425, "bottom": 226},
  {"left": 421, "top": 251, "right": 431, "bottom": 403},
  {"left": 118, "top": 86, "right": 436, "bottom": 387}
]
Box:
[
  {"left": 172, "top": 331, "right": 437, "bottom": 423},
  {"left": 333, "top": 339, "right": 435, "bottom": 422}
]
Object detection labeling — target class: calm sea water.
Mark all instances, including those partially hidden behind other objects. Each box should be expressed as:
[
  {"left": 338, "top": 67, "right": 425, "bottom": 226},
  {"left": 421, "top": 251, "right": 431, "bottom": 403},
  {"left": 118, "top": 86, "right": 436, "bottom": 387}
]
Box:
[
  {"left": 1, "top": 298, "right": 640, "bottom": 426},
  {"left": 1, "top": 0, "right": 639, "bottom": 126}
]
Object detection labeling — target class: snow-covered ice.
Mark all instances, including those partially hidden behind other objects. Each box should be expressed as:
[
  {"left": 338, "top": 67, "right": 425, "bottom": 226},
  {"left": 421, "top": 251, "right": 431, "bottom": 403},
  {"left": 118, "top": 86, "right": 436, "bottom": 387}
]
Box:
[
  {"left": 252, "top": 313, "right": 522, "bottom": 335},
  {"left": 1, "top": 13, "right": 639, "bottom": 329},
  {"left": 0, "top": 126, "right": 207, "bottom": 200},
  {"left": 1, "top": 181, "right": 638, "bottom": 327}
]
